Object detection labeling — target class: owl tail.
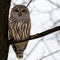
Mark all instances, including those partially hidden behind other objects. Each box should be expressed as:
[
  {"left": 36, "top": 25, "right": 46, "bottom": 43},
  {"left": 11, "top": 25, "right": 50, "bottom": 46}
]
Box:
[{"left": 12, "top": 41, "right": 28, "bottom": 59}]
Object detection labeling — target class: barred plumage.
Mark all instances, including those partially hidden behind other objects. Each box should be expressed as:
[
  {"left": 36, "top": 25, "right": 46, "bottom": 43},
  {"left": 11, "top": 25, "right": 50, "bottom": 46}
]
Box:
[{"left": 8, "top": 5, "right": 31, "bottom": 59}]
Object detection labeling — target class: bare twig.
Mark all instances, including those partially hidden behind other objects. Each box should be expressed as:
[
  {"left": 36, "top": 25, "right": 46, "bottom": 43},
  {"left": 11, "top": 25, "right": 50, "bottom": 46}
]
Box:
[
  {"left": 9, "top": 26, "right": 60, "bottom": 45},
  {"left": 27, "top": 0, "right": 32, "bottom": 6}
]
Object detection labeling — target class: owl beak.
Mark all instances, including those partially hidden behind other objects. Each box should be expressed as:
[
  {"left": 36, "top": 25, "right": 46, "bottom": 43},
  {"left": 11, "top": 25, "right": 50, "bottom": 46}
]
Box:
[{"left": 18, "top": 13, "right": 22, "bottom": 16}]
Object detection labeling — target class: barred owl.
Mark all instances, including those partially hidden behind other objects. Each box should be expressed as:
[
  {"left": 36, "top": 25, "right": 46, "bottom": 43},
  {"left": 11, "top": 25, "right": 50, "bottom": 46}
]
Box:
[{"left": 8, "top": 5, "right": 31, "bottom": 59}]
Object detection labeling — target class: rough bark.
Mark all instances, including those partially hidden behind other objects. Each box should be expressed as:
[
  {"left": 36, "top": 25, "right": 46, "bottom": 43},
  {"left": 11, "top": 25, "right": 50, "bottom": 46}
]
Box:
[{"left": 0, "top": 0, "right": 11, "bottom": 60}]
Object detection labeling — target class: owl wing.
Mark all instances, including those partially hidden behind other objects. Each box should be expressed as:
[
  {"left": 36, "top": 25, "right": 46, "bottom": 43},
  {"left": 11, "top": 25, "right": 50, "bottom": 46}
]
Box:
[
  {"left": 8, "top": 18, "right": 31, "bottom": 41},
  {"left": 17, "top": 19, "right": 31, "bottom": 40}
]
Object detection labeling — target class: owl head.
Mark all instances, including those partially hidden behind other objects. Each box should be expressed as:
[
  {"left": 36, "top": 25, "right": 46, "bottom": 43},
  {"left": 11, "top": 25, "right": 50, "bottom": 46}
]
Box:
[{"left": 10, "top": 5, "right": 30, "bottom": 22}]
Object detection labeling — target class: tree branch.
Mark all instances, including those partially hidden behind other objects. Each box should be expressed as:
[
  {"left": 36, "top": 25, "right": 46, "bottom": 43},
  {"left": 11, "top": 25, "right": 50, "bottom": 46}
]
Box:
[
  {"left": 27, "top": 0, "right": 32, "bottom": 6},
  {"left": 9, "top": 26, "right": 60, "bottom": 45}
]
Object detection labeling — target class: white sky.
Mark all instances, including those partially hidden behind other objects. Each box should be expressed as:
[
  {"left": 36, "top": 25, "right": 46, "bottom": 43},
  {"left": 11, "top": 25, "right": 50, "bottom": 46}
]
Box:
[{"left": 8, "top": 0, "right": 60, "bottom": 60}]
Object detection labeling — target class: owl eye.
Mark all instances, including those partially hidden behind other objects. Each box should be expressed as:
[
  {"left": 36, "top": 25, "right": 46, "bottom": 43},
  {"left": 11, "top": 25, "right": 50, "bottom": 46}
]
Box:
[
  {"left": 14, "top": 9, "right": 19, "bottom": 12},
  {"left": 21, "top": 9, "right": 26, "bottom": 13}
]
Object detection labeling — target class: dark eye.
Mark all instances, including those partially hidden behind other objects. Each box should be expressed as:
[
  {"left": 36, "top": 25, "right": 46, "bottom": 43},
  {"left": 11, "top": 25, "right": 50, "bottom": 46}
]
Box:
[
  {"left": 21, "top": 9, "right": 26, "bottom": 12},
  {"left": 15, "top": 9, "right": 19, "bottom": 12}
]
